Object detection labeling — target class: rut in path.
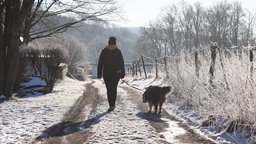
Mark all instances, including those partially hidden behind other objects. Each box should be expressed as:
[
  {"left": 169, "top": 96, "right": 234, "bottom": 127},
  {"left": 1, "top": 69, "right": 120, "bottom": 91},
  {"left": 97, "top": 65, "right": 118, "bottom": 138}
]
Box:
[{"left": 34, "top": 81, "right": 104, "bottom": 144}]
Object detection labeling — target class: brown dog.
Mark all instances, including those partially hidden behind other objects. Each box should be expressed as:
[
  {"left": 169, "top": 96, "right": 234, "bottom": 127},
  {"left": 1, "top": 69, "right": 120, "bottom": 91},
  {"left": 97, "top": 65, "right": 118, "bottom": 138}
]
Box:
[{"left": 142, "top": 85, "right": 173, "bottom": 114}]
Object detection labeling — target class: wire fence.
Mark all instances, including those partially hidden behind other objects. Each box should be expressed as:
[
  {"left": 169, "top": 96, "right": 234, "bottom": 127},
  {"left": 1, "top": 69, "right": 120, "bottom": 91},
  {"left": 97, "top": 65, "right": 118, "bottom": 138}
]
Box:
[{"left": 129, "top": 43, "right": 256, "bottom": 87}]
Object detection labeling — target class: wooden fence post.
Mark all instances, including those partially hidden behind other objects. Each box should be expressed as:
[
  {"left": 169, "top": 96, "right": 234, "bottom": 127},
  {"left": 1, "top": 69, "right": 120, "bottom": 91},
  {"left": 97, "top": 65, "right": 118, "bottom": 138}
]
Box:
[
  {"left": 250, "top": 49, "right": 253, "bottom": 82},
  {"left": 155, "top": 57, "right": 158, "bottom": 78},
  {"left": 141, "top": 55, "right": 147, "bottom": 78},
  {"left": 209, "top": 43, "right": 217, "bottom": 84},
  {"left": 164, "top": 57, "right": 169, "bottom": 78},
  {"left": 135, "top": 60, "right": 138, "bottom": 76},
  {"left": 132, "top": 61, "right": 135, "bottom": 76},
  {"left": 137, "top": 60, "right": 142, "bottom": 76},
  {"left": 195, "top": 51, "right": 200, "bottom": 77}
]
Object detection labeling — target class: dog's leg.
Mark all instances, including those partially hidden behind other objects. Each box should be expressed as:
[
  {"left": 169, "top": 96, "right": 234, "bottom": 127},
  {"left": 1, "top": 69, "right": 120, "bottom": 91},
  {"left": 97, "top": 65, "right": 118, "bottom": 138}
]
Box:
[
  {"left": 148, "top": 103, "right": 153, "bottom": 113},
  {"left": 158, "top": 102, "right": 163, "bottom": 114},
  {"left": 154, "top": 104, "right": 158, "bottom": 114}
]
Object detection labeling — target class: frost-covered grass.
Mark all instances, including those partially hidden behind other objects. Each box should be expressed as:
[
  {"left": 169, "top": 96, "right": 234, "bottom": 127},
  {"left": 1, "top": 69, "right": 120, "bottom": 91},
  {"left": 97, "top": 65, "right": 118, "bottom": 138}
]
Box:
[{"left": 166, "top": 50, "right": 256, "bottom": 128}]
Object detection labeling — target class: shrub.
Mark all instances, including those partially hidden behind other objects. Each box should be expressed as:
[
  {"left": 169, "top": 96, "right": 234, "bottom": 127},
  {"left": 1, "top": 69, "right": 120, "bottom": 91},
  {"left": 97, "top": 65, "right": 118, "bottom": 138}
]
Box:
[
  {"left": 54, "top": 35, "right": 88, "bottom": 80},
  {"left": 16, "top": 44, "right": 68, "bottom": 94},
  {"left": 43, "top": 45, "right": 68, "bottom": 92},
  {"left": 16, "top": 45, "right": 42, "bottom": 91}
]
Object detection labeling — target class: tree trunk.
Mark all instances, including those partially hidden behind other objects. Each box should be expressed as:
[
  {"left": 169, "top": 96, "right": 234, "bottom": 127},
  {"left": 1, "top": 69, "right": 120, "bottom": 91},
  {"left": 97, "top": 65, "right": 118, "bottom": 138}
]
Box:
[
  {"left": 0, "top": 0, "right": 13, "bottom": 95},
  {"left": 1, "top": 0, "right": 35, "bottom": 98},
  {"left": 0, "top": 3, "right": 4, "bottom": 94},
  {"left": 4, "top": 25, "right": 22, "bottom": 97},
  {"left": 141, "top": 55, "right": 147, "bottom": 79},
  {"left": 209, "top": 43, "right": 217, "bottom": 84},
  {"left": 2, "top": 0, "right": 22, "bottom": 98}
]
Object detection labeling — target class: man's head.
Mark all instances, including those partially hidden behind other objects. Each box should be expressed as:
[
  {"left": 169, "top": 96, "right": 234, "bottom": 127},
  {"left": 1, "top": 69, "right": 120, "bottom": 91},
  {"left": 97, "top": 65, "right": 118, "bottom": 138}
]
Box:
[{"left": 108, "top": 36, "right": 116, "bottom": 45}]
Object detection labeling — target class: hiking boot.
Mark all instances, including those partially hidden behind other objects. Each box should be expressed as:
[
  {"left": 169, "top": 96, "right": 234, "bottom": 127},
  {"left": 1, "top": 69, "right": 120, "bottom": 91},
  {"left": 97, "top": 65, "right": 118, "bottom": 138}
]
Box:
[{"left": 107, "top": 105, "right": 116, "bottom": 112}]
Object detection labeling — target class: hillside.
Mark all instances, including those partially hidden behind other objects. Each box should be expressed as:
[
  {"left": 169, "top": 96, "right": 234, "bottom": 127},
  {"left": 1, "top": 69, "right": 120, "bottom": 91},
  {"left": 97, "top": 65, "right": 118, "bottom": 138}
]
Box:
[{"left": 65, "top": 21, "right": 141, "bottom": 63}]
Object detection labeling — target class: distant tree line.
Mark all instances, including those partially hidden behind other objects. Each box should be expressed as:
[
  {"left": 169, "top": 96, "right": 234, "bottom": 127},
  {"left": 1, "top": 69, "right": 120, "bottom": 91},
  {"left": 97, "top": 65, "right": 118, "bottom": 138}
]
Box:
[
  {"left": 65, "top": 21, "right": 140, "bottom": 64},
  {"left": 138, "top": 1, "right": 256, "bottom": 57}
]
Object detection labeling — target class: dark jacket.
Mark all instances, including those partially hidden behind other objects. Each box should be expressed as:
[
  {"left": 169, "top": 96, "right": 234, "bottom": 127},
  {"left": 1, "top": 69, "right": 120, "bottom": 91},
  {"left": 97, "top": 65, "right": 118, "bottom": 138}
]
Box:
[{"left": 97, "top": 45, "right": 125, "bottom": 78}]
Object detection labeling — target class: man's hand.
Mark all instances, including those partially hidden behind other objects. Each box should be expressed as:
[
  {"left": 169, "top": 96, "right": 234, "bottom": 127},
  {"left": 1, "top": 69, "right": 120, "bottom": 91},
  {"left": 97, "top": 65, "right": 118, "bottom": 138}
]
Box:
[{"left": 97, "top": 73, "right": 102, "bottom": 78}]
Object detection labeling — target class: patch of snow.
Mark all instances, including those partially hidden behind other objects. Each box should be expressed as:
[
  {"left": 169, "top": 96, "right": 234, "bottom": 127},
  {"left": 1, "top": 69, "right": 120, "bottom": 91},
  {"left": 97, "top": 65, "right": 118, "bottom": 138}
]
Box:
[
  {"left": 121, "top": 75, "right": 165, "bottom": 90},
  {"left": 21, "top": 76, "right": 46, "bottom": 87},
  {"left": 0, "top": 77, "right": 87, "bottom": 144},
  {"left": 159, "top": 118, "right": 187, "bottom": 143},
  {"left": 165, "top": 97, "right": 251, "bottom": 144},
  {"left": 0, "top": 95, "right": 6, "bottom": 99}
]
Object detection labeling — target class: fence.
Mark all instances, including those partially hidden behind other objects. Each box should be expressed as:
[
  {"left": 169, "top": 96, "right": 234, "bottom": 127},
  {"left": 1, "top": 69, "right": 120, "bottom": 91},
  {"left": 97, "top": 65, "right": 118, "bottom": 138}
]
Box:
[
  {"left": 129, "top": 55, "right": 169, "bottom": 79},
  {"left": 129, "top": 42, "right": 255, "bottom": 88}
]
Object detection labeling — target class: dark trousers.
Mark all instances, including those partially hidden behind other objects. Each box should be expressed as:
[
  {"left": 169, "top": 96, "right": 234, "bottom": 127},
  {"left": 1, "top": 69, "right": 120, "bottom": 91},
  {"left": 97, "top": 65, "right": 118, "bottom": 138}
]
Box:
[{"left": 103, "top": 75, "right": 120, "bottom": 107}]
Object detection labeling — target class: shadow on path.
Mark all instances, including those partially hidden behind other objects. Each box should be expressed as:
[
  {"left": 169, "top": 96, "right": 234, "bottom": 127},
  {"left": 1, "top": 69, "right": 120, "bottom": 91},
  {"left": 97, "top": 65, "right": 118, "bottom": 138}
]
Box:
[
  {"left": 136, "top": 111, "right": 167, "bottom": 123},
  {"left": 35, "top": 81, "right": 107, "bottom": 143},
  {"left": 36, "top": 111, "right": 108, "bottom": 140}
]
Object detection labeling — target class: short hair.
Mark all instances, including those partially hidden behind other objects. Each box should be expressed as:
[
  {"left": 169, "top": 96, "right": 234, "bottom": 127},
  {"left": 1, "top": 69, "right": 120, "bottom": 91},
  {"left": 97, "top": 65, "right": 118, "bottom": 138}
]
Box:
[{"left": 108, "top": 36, "right": 116, "bottom": 45}]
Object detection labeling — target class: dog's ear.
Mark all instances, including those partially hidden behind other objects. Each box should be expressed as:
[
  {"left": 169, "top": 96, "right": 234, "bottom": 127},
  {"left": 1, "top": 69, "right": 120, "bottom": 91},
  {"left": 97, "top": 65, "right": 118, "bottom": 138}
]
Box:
[
  {"left": 168, "top": 86, "right": 172, "bottom": 92},
  {"left": 162, "top": 86, "right": 173, "bottom": 94},
  {"left": 162, "top": 86, "right": 170, "bottom": 93},
  {"left": 142, "top": 91, "right": 148, "bottom": 103},
  {"left": 146, "top": 85, "right": 152, "bottom": 90},
  {"left": 167, "top": 85, "right": 174, "bottom": 94},
  {"left": 170, "top": 85, "right": 174, "bottom": 93}
]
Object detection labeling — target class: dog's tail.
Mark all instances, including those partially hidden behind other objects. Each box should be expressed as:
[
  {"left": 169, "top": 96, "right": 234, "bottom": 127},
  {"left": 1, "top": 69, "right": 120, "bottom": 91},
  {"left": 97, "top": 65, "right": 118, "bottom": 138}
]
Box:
[
  {"left": 166, "top": 85, "right": 174, "bottom": 99},
  {"left": 170, "top": 85, "right": 174, "bottom": 94}
]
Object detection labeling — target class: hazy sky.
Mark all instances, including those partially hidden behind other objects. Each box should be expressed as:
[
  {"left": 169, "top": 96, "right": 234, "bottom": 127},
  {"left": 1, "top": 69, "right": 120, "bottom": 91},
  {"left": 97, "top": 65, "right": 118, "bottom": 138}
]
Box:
[{"left": 114, "top": 0, "right": 256, "bottom": 27}]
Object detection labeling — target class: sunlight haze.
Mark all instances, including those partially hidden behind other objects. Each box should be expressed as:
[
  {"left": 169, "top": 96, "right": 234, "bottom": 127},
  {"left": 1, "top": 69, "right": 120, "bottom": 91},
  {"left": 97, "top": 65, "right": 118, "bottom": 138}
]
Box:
[{"left": 114, "top": 0, "right": 256, "bottom": 27}]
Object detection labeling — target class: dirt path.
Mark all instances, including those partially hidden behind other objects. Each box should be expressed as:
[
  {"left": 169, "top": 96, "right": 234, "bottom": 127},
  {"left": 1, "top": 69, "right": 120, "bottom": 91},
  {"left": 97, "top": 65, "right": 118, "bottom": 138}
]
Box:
[
  {"left": 121, "top": 86, "right": 216, "bottom": 144},
  {"left": 33, "top": 80, "right": 216, "bottom": 144},
  {"left": 33, "top": 81, "right": 102, "bottom": 144}
]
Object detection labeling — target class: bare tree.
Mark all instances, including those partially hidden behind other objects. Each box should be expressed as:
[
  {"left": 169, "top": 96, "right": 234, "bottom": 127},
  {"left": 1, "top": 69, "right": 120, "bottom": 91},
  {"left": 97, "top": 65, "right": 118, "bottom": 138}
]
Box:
[
  {"left": 206, "top": 2, "right": 232, "bottom": 47},
  {"left": 162, "top": 5, "right": 179, "bottom": 54},
  {"left": 140, "top": 26, "right": 163, "bottom": 58},
  {"left": 230, "top": 2, "right": 244, "bottom": 46},
  {"left": 181, "top": 5, "right": 194, "bottom": 52},
  {"left": 242, "top": 10, "right": 256, "bottom": 45},
  {"left": 0, "top": 0, "right": 122, "bottom": 98},
  {"left": 23, "top": 0, "right": 122, "bottom": 43},
  {"left": 192, "top": 3, "right": 205, "bottom": 50},
  {"left": 57, "top": 34, "right": 88, "bottom": 68},
  {"left": 139, "top": 4, "right": 180, "bottom": 57}
]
